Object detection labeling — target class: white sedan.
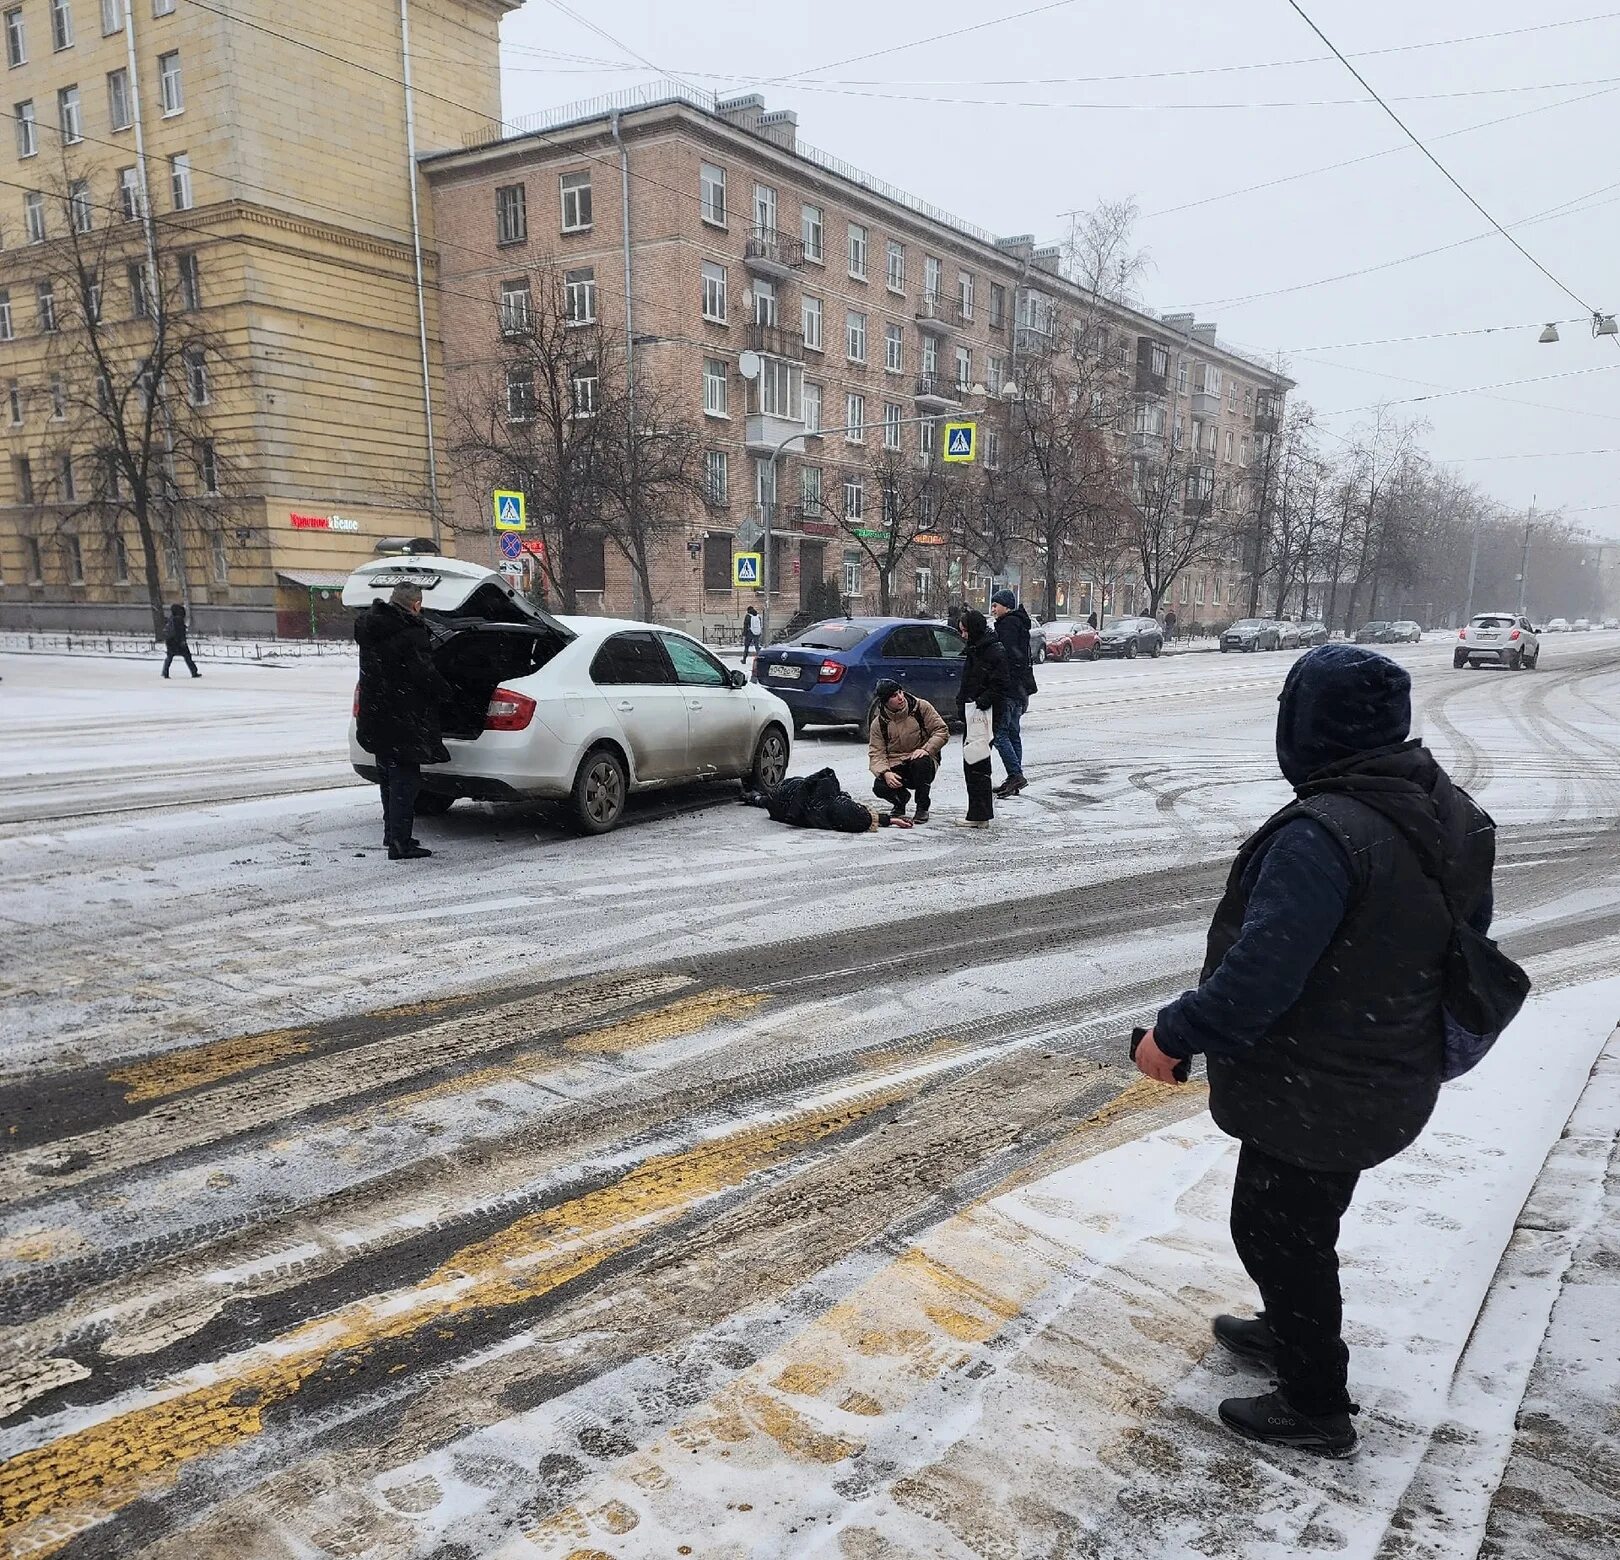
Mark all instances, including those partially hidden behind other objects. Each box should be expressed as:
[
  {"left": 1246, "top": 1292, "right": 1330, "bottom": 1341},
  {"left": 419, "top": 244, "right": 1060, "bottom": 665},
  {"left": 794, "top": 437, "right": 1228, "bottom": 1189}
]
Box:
[{"left": 343, "top": 556, "right": 793, "bottom": 833}]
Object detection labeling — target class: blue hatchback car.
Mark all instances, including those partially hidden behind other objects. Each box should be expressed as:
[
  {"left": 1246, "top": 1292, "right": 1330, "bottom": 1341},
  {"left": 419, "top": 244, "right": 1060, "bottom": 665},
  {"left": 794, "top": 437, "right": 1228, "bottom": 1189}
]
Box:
[{"left": 751, "top": 617, "right": 967, "bottom": 731}]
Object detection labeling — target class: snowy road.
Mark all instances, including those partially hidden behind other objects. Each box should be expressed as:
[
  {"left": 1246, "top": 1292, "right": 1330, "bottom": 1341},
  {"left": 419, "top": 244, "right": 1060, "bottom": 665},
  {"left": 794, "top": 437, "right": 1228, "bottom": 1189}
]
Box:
[{"left": 1, "top": 636, "right": 1618, "bottom": 1557}]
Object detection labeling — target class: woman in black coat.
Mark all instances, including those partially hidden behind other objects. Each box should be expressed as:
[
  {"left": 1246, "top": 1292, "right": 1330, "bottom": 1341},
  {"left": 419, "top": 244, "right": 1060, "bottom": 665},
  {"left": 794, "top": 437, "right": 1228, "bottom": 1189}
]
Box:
[
  {"left": 956, "top": 609, "right": 1010, "bottom": 827},
  {"left": 162, "top": 604, "right": 199, "bottom": 679}
]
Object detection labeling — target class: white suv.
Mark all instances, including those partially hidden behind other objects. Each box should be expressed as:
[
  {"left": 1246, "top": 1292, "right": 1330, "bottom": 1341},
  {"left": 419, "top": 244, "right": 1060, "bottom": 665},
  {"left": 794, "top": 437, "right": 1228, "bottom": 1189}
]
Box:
[{"left": 1455, "top": 612, "right": 1539, "bottom": 671}]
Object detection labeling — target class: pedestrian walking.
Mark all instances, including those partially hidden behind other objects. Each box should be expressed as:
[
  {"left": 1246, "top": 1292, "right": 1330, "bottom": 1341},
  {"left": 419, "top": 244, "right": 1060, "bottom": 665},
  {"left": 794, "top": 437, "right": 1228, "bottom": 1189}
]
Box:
[
  {"left": 354, "top": 582, "right": 453, "bottom": 861},
  {"left": 741, "top": 605, "right": 763, "bottom": 662},
  {"left": 955, "top": 609, "right": 1009, "bottom": 829},
  {"left": 1087, "top": 611, "right": 1099, "bottom": 630},
  {"left": 1164, "top": 608, "right": 1179, "bottom": 644},
  {"left": 989, "top": 589, "right": 1036, "bottom": 797},
  {"left": 1133, "top": 645, "right": 1502, "bottom": 1457},
  {"left": 161, "top": 604, "right": 200, "bottom": 679},
  {"left": 868, "top": 677, "right": 948, "bottom": 823}
]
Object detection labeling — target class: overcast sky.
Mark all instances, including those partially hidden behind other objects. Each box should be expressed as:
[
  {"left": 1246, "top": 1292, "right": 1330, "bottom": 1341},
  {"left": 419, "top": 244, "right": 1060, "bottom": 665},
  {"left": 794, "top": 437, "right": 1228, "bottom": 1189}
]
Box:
[{"left": 497, "top": 1, "right": 1620, "bottom": 540}]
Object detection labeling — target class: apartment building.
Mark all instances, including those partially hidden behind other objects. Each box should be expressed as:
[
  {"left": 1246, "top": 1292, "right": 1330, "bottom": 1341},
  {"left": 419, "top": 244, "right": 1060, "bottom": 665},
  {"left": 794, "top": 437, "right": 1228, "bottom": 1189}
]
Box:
[
  {"left": 0, "top": 0, "right": 516, "bottom": 636},
  {"left": 425, "top": 85, "right": 1291, "bottom": 635}
]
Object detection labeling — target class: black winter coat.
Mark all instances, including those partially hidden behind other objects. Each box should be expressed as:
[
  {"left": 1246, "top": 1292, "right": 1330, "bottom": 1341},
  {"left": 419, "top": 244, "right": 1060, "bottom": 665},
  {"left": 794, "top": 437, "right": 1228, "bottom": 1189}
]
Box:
[
  {"left": 994, "top": 605, "right": 1037, "bottom": 696},
  {"left": 760, "top": 768, "right": 874, "bottom": 832},
  {"left": 164, "top": 606, "right": 189, "bottom": 651},
  {"left": 958, "top": 622, "right": 1011, "bottom": 711},
  {"left": 354, "top": 602, "right": 453, "bottom": 765}
]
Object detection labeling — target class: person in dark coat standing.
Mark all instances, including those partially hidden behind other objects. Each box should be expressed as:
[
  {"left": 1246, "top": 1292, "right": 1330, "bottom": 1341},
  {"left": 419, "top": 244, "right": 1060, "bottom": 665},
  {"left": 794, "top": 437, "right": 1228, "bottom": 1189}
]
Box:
[
  {"left": 354, "top": 582, "right": 452, "bottom": 861},
  {"left": 989, "top": 589, "right": 1035, "bottom": 797},
  {"left": 956, "top": 609, "right": 1009, "bottom": 828},
  {"left": 741, "top": 605, "right": 763, "bottom": 662},
  {"left": 1134, "top": 645, "right": 1497, "bottom": 1457},
  {"left": 161, "top": 604, "right": 199, "bottom": 679}
]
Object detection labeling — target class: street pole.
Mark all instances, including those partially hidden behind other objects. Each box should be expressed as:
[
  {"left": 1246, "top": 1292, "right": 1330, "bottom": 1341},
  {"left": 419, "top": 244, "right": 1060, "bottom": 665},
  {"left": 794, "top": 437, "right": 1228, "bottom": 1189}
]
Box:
[
  {"left": 1517, "top": 500, "right": 1536, "bottom": 616},
  {"left": 1463, "top": 516, "right": 1482, "bottom": 624}
]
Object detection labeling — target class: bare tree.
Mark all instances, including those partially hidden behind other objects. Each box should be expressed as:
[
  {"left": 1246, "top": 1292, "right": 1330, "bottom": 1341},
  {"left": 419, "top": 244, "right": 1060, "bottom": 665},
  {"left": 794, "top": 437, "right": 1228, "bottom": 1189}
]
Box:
[
  {"left": 1124, "top": 410, "right": 1236, "bottom": 618},
  {"left": 821, "top": 447, "right": 959, "bottom": 614}
]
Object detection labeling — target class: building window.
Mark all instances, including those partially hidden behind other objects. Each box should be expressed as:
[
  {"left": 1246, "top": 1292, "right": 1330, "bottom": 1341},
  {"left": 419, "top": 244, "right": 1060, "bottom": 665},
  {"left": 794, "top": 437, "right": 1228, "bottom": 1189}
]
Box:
[
  {"left": 210, "top": 531, "right": 228, "bottom": 584},
  {"left": 65, "top": 534, "right": 83, "bottom": 582},
  {"left": 846, "top": 309, "right": 866, "bottom": 363},
  {"left": 1244, "top": 389, "right": 1254, "bottom": 417},
  {"left": 801, "top": 293, "right": 821, "bottom": 352},
  {"left": 704, "top": 449, "right": 729, "bottom": 508},
  {"left": 58, "top": 84, "right": 81, "bottom": 143},
  {"left": 1229, "top": 382, "right": 1238, "bottom": 412},
  {"left": 847, "top": 222, "right": 867, "bottom": 279},
  {"left": 506, "top": 366, "right": 534, "bottom": 422},
  {"left": 177, "top": 251, "right": 200, "bottom": 311},
  {"left": 955, "top": 345, "right": 971, "bottom": 389},
  {"left": 170, "top": 152, "right": 192, "bottom": 210},
  {"left": 885, "top": 322, "right": 903, "bottom": 374},
  {"left": 100, "top": 0, "right": 120, "bottom": 34},
  {"left": 6, "top": 379, "right": 19, "bottom": 424},
  {"left": 989, "top": 283, "right": 1006, "bottom": 328},
  {"left": 111, "top": 529, "right": 128, "bottom": 581},
  {"left": 918, "top": 415, "right": 936, "bottom": 457},
  {"left": 4, "top": 8, "right": 25, "bottom": 68},
  {"left": 753, "top": 181, "right": 776, "bottom": 234},
  {"left": 923, "top": 255, "right": 941, "bottom": 302},
  {"left": 1176, "top": 357, "right": 1188, "bottom": 392},
  {"left": 883, "top": 401, "right": 901, "bottom": 450},
  {"left": 920, "top": 334, "right": 937, "bottom": 376},
  {"left": 703, "top": 357, "right": 728, "bottom": 417},
  {"left": 803, "top": 380, "right": 821, "bottom": 434},
  {"left": 843, "top": 480, "right": 863, "bottom": 523},
  {"left": 914, "top": 567, "right": 931, "bottom": 609},
  {"left": 564, "top": 266, "right": 596, "bottom": 324},
  {"left": 14, "top": 97, "right": 34, "bottom": 155},
  {"left": 700, "top": 161, "right": 726, "bottom": 226},
  {"left": 118, "top": 165, "right": 143, "bottom": 220},
  {"left": 69, "top": 178, "right": 92, "bottom": 233},
  {"left": 199, "top": 438, "right": 218, "bottom": 493},
  {"left": 701, "top": 529, "right": 732, "bottom": 588},
  {"left": 886, "top": 240, "right": 905, "bottom": 292},
  {"left": 752, "top": 275, "right": 777, "bottom": 327},
  {"left": 0, "top": 290, "right": 11, "bottom": 341},
  {"left": 154, "top": 0, "right": 175, "bottom": 15},
  {"left": 801, "top": 202, "right": 822, "bottom": 263},
  {"left": 842, "top": 547, "right": 861, "bottom": 597},
  {"left": 845, "top": 392, "right": 864, "bottom": 444},
  {"left": 50, "top": 0, "right": 74, "bottom": 51},
  {"left": 986, "top": 354, "right": 1005, "bottom": 396},
  {"left": 499, "top": 278, "right": 531, "bottom": 334},
  {"left": 49, "top": 374, "right": 65, "bottom": 418},
  {"left": 1240, "top": 436, "right": 1250, "bottom": 466},
  {"left": 755, "top": 355, "right": 799, "bottom": 419},
  {"left": 23, "top": 534, "right": 41, "bottom": 582},
  {"left": 23, "top": 190, "right": 44, "bottom": 244},
  {"left": 958, "top": 270, "right": 974, "bottom": 319},
  {"left": 37, "top": 280, "right": 56, "bottom": 332},
  {"left": 16, "top": 453, "right": 33, "bottom": 503},
  {"left": 128, "top": 260, "right": 150, "bottom": 317},
  {"left": 701, "top": 260, "right": 727, "bottom": 323},
  {"left": 185, "top": 346, "right": 208, "bottom": 406},
  {"left": 163, "top": 533, "right": 180, "bottom": 582},
  {"left": 571, "top": 363, "right": 598, "bottom": 418},
  {"left": 158, "top": 50, "right": 183, "bottom": 115},
  {"left": 59, "top": 451, "right": 76, "bottom": 501},
  {"left": 495, "top": 183, "right": 526, "bottom": 244},
  {"left": 1223, "top": 430, "right": 1234, "bottom": 463},
  {"left": 560, "top": 170, "right": 592, "bottom": 232},
  {"left": 1150, "top": 343, "right": 1169, "bottom": 378},
  {"left": 984, "top": 429, "right": 1000, "bottom": 469},
  {"left": 755, "top": 455, "right": 776, "bottom": 512}
]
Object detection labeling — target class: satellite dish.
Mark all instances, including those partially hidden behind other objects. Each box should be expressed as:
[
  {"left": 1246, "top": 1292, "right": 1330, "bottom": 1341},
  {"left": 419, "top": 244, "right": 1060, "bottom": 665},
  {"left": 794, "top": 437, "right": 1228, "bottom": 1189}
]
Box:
[{"left": 737, "top": 350, "right": 762, "bottom": 381}]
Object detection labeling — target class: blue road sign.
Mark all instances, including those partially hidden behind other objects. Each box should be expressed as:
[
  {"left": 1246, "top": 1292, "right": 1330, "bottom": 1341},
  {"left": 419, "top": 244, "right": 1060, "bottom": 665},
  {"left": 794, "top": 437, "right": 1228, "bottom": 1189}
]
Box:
[{"left": 499, "top": 532, "right": 522, "bottom": 561}]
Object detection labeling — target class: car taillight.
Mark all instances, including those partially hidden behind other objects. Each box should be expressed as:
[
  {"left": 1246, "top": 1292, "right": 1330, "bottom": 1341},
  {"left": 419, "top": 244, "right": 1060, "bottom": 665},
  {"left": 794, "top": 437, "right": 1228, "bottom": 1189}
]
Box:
[
  {"left": 1458, "top": 630, "right": 1468, "bottom": 639},
  {"left": 817, "top": 659, "right": 846, "bottom": 684},
  {"left": 1509, "top": 629, "right": 1521, "bottom": 640},
  {"left": 484, "top": 687, "right": 537, "bottom": 731}
]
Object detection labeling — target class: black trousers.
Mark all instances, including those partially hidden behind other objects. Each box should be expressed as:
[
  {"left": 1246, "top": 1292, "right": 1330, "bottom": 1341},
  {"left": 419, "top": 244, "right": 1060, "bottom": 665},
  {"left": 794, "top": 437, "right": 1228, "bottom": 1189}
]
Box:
[
  {"left": 377, "top": 759, "right": 422, "bottom": 849},
  {"left": 1230, "top": 1141, "right": 1360, "bottom": 1416},
  {"left": 963, "top": 755, "right": 995, "bottom": 821},
  {"left": 873, "top": 755, "right": 936, "bottom": 814},
  {"left": 162, "top": 646, "right": 199, "bottom": 677}
]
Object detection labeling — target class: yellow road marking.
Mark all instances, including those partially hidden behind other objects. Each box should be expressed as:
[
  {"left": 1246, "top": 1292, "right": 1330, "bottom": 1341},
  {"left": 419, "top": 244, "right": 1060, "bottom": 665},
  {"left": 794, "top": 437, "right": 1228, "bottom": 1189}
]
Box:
[
  {"left": 108, "top": 1028, "right": 315, "bottom": 1103},
  {"left": 0, "top": 1088, "right": 899, "bottom": 1555},
  {"left": 564, "top": 990, "right": 765, "bottom": 1055}
]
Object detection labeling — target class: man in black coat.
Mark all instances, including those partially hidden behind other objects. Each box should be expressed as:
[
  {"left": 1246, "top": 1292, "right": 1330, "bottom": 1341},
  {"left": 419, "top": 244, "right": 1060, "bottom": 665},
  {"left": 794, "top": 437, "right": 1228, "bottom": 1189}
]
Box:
[
  {"left": 354, "top": 583, "right": 452, "bottom": 861},
  {"left": 161, "top": 603, "right": 199, "bottom": 679},
  {"left": 956, "top": 609, "right": 1010, "bottom": 828},
  {"left": 1135, "top": 645, "right": 1496, "bottom": 1456},
  {"left": 989, "top": 589, "right": 1036, "bottom": 796}
]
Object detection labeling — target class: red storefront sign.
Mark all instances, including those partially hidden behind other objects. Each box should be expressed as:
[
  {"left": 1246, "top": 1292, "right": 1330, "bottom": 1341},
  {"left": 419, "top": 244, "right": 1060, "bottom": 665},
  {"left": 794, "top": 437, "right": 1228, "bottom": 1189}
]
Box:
[{"left": 290, "top": 512, "right": 360, "bottom": 533}]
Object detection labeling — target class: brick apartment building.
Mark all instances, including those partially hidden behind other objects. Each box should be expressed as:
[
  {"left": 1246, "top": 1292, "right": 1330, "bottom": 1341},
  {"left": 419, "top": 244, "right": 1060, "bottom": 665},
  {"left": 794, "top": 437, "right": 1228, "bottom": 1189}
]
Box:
[
  {"left": 0, "top": 0, "right": 517, "bottom": 637},
  {"left": 425, "top": 84, "right": 1291, "bottom": 637}
]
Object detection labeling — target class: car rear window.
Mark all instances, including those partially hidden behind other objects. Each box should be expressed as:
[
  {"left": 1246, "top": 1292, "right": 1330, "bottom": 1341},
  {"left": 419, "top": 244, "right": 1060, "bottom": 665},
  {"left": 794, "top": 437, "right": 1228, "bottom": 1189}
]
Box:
[
  {"left": 787, "top": 622, "right": 869, "bottom": 651},
  {"left": 1472, "top": 616, "right": 1515, "bottom": 629}
]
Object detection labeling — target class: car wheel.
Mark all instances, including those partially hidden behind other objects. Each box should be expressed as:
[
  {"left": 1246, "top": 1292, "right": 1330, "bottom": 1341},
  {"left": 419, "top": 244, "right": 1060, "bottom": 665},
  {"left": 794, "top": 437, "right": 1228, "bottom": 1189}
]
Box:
[
  {"left": 1507, "top": 649, "right": 1522, "bottom": 671},
  {"left": 1125, "top": 641, "right": 1138, "bottom": 660},
  {"left": 1034, "top": 643, "right": 1047, "bottom": 665},
  {"left": 748, "top": 725, "right": 790, "bottom": 792},
  {"left": 571, "top": 746, "right": 627, "bottom": 835},
  {"left": 1056, "top": 644, "right": 1070, "bottom": 662},
  {"left": 414, "top": 792, "right": 455, "bottom": 816},
  {"left": 1089, "top": 644, "right": 1100, "bottom": 661},
  {"left": 1453, "top": 651, "right": 1468, "bottom": 670},
  {"left": 1150, "top": 639, "right": 1162, "bottom": 659},
  {"left": 1525, "top": 651, "right": 1539, "bottom": 670}
]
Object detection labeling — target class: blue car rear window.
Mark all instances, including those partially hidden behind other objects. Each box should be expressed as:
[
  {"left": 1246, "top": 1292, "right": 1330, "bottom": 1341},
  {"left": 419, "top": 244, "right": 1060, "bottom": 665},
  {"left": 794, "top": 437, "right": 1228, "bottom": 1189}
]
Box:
[{"left": 785, "top": 623, "right": 869, "bottom": 651}]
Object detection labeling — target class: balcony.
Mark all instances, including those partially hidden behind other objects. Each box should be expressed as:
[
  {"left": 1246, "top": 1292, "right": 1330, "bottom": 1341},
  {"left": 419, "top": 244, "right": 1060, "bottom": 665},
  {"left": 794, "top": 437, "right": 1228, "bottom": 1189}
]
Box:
[
  {"left": 1190, "top": 389, "right": 1221, "bottom": 419},
  {"left": 913, "top": 373, "right": 962, "bottom": 410},
  {"left": 953, "top": 301, "right": 974, "bottom": 327},
  {"left": 745, "top": 412, "right": 806, "bottom": 455},
  {"left": 743, "top": 228, "right": 806, "bottom": 277},
  {"left": 1255, "top": 407, "right": 1280, "bottom": 434},
  {"left": 746, "top": 320, "right": 806, "bottom": 361},
  {"left": 1014, "top": 322, "right": 1056, "bottom": 355},
  {"left": 915, "top": 294, "right": 952, "bottom": 336}
]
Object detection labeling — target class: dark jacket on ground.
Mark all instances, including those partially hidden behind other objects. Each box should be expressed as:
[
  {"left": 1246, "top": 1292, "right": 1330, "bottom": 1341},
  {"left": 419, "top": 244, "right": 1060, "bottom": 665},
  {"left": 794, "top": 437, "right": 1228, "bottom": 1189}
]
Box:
[
  {"left": 751, "top": 767, "right": 876, "bottom": 832},
  {"left": 993, "top": 605, "right": 1037, "bottom": 696},
  {"left": 164, "top": 605, "right": 190, "bottom": 651},
  {"left": 354, "top": 601, "right": 453, "bottom": 765},
  {"left": 1155, "top": 645, "right": 1496, "bottom": 1173},
  {"left": 959, "top": 612, "right": 1011, "bottom": 711}
]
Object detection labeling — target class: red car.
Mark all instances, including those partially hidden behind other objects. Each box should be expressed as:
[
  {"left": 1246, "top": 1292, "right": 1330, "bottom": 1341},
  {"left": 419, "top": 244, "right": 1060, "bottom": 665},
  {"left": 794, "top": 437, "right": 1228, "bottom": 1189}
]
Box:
[{"left": 1033, "top": 619, "right": 1101, "bottom": 663}]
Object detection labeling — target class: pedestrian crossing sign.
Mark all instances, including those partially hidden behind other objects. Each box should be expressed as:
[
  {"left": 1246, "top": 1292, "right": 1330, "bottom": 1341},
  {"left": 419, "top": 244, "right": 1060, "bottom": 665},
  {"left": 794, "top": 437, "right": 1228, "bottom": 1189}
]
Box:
[
  {"left": 943, "top": 421, "right": 976, "bottom": 462},
  {"left": 734, "top": 552, "right": 762, "bottom": 588},
  {"left": 493, "top": 489, "right": 527, "bottom": 532}
]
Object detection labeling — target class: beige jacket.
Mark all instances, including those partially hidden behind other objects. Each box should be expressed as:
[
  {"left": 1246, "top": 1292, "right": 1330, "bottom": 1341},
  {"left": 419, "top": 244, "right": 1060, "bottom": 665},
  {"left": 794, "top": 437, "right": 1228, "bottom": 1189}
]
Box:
[{"left": 868, "top": 695, "right": 950, "bottom": 775}]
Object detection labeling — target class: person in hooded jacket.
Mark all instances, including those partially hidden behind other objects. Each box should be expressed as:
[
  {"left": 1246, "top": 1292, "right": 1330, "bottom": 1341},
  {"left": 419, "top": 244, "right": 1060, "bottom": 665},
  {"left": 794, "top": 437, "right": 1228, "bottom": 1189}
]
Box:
[
  {"left": 1134, "top": 645, "right": 1496, "bottom": 1457},
  {"left": 989, "top": 589, "right": 1036, "bottom": 796},
  {"left": 161, "top": 604, "right": 199, "bottom": 679},
  {"left": 957, "top": 609, "right": 1010, "bottom": 828},
  {"left": 354, "top": 582, "right": 453, "bottom": 860},
  {"left": 742, "top": 767, "right": 912, "bottom": 832},
  {"left": 868, "top": 677, "right": 949, "bottom": 822}
]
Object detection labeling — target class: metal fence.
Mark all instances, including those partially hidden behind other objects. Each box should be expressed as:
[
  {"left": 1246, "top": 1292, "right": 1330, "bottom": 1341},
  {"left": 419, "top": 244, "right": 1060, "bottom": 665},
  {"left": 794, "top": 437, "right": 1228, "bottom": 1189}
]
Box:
[{"left": 0, "top": 631, "right": 357, "bottom": 661}]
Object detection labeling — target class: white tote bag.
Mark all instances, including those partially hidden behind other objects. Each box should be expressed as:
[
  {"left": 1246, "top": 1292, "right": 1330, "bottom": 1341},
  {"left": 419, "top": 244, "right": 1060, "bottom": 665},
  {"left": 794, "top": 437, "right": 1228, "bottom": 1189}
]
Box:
[{"left": 962, "top": 705, "right": 994, "bottom": 765}]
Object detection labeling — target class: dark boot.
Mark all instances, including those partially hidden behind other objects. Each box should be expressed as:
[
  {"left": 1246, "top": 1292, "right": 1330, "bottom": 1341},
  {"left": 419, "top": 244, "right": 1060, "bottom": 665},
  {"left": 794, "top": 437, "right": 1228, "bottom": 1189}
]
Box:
[
  {"left": 388, "top": 844, "right": 434, "bottom": 860},
  {"left": 996, "top": 775, "right": 1027, "bottom": 798},
  {"left": 1213, "top": 1313, "right": 1278, "bottom": 1367},
  {"left": 1218, "top": 1390, "right": 1357, "bottom": 1458}
]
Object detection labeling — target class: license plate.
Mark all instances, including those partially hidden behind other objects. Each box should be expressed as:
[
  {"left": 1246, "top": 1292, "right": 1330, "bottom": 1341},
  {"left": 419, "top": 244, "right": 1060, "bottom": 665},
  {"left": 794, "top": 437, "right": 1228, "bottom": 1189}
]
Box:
[{"left": 767, "top": 664, "right": 801, "bottom": 681}]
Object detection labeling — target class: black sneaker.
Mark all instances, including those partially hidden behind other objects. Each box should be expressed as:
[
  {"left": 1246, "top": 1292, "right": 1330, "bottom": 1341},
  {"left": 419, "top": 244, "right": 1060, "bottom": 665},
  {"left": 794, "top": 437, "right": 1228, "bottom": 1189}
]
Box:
[
  {"left": 996, "top": 775, "right": 1027, "bottom": 798},
  {"left": 1218, "top": 1390, "right": 1358, "bottom": 1458},
  {"left": 1213, "top": 1313, "right": 1278, "bottom": 1368},
  {"left": 913, "top": 808, "right": 930, "bottom": 824},
  {"left": 388, "top": 844, "right": 434, "bottom": 860}
]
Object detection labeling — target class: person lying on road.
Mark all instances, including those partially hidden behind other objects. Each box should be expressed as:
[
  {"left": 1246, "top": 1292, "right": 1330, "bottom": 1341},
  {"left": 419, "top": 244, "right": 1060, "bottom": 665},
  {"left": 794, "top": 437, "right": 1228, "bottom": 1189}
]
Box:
[{"left": 742, "top": 767, "right": 914, "bottom": 832}]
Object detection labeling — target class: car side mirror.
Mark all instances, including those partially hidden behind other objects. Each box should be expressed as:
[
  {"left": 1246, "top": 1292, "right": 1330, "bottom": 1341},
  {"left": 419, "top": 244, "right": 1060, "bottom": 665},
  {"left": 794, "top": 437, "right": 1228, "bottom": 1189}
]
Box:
[{"left": 729, "top": 669, "right": 748, "bottom": 689}]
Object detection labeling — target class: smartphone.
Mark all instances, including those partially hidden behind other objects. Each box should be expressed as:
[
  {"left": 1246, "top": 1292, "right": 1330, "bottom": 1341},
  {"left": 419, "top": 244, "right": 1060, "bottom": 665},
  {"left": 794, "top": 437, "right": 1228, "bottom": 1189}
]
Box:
[{"left": 1130, "top": 1025, "right": 1191, "bottom": 1083}]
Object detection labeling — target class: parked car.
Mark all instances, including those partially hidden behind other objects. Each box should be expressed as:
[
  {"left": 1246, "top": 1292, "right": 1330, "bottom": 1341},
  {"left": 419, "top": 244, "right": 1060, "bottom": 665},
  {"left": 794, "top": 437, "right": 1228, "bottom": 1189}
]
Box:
[
  {"left": 1572, "top": 618, "right": 1592, "bottom": 632},
  {"left": 1604, "top": 618, "right": 1619, "bottom": 630},
  {"left": 1546, "top": 618, "right": 1570, "bottom": 633},
  {"left": 1354, "top": 621, "right": 1393, "bottom": 644},
  {"left": 751, "top": 616, "right": 966, "bottom": 731},
  {"left": 1387, "top": 620, "right": 1423, "bottom": 644},
  {"left": 1033, "top": 619, "right": 1101, "bottom": 663},
  {"left": 1296, "top": 621, "right": 1330, "bottom": 647},
  {"left": 1096, "top": 615, "right": 1164, "bottom": 659},
  {"left": 1274, "top": 620, "right": 1303, "bottom": 650},
  {"left": 1454, "top": 611, "right": 1540, "bottom": 671},
  {"left": 342, "top": 556, "right": 792, "bottom": 834},
  {"left": 1221, "top": 618, "right": 1283, "bottom": 653}
]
